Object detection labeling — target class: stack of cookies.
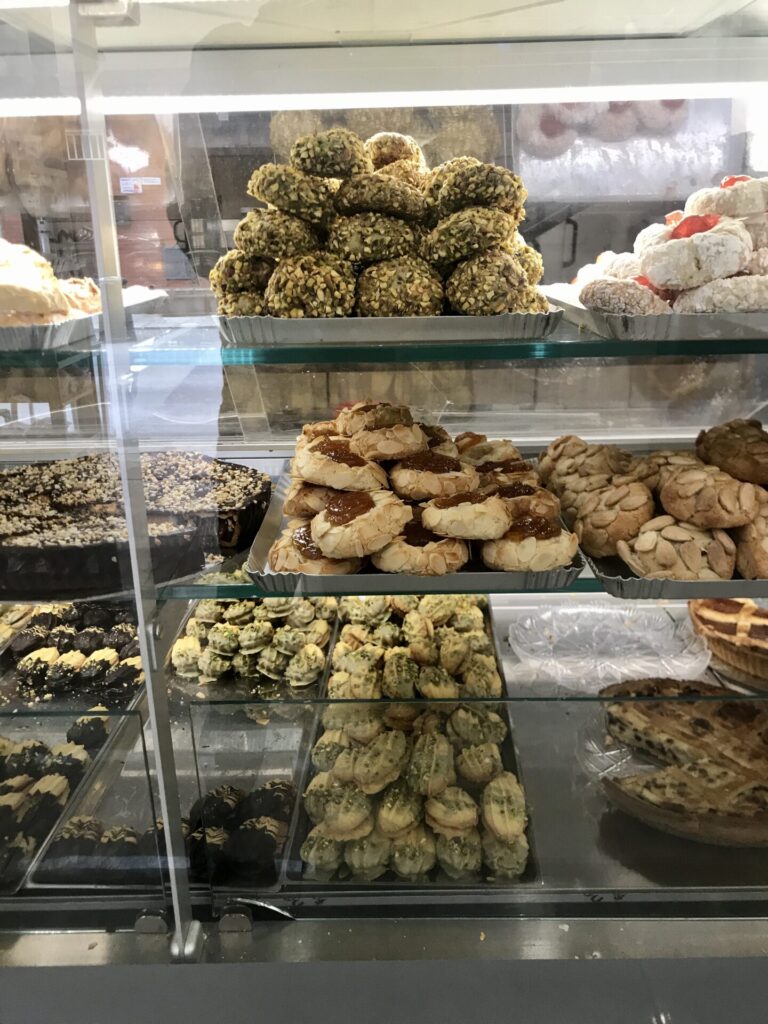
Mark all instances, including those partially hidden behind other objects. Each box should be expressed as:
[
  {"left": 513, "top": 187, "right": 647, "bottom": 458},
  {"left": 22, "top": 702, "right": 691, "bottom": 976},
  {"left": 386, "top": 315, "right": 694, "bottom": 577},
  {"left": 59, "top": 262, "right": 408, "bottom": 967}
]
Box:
[
  {"left": 299, "top": 595, "right": 529, "bottom": 882},
  {"left": 541, "top": 417, "right": 768, "bottom": 581},
  {"left": 268, "top": 400, "right": 575, "bottom": 577},
  {"left": 210, "top": 125, "right": 547, "bottom": 319}
]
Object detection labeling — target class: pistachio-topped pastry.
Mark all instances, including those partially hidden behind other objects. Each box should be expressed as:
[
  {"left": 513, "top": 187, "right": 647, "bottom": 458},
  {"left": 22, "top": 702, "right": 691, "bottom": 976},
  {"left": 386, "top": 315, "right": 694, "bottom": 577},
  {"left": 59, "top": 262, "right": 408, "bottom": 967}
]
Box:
[
  {"left": 456, "top": 743, "right": 503, "bottom": 785},
  {"left": 185, "top": 618, "right": 210, "bottom": 642},
  {"left": 418, "top": 595, "right": 458, "bottom": 626},
  {"left": 339, "top": 596, "right": 392, "bottom": 627},
  {"left": 344, "top": 827, "right": 392, "bottom": 880},
  {"left": 406, "top": 733, "right": 456, "bottom": 797},
  {"left": 303, "top": 772, "right": 337, "bottom": 823},
  {"left": 198, "top": 648, "right": 232, "bottom": 682},
  {"left": 239, "top": 620, "right": 274, "bottom": 653},
  {"left": 482, "top": 830, "right": 529, "bottom": 879},
  {"left": 461, "top": 653, "right": 503, "bottom": 700},
  {"left": 222, "top": 600, "right": 255, "bottom": 625},
  {"left": 311, "top": 729, "right": 351, "bottom": 772},
  {"left": 377, "top": 778, "right": 423, "bottom": 837},
  {"left": 436, "top": 829, "right": 482, "bottom": 879},
  {"left": 257, "top": 647, "right": 290, "bottom": 680},
  {"left": 206, "top": 623, "right": 241, "bottom": 656},
  {"left": 392, "top": 823, "right": 436, "bottom": 878},
  {"left": 327, "top": 668, "right": 381, "bottom": 701},
  {"left": 353, "top": 730, "right": 410, "bottom": 795},
  {"left": 302, "top": 618, "right": 331, "bottom": 649},
  {"left": 171, "top": 636, "right": 202, "bottom": 677},
  {"left": 339, "top": 623, "right": 372, "bottom": 650},
  {"left": 402, "top": 611, "right": 435, "bottom": 644},
  {"left": 329, "top": 747, "right": 361, "bottom": 784},
  {"left": 371, "top": 622, "right": 402, "bottom": 648},
  {"left": 272, "top": 626, "right": 306, "bottom": 656},
  {"left": 193, "top": 599, "right": 223, "bottom": 623},
  {"left": 232, "top": 651, "right": 261, "bottom": 677},
  {"left": 417, "top": 665, "right": 460, "bottom": 704},
  {"left": 260, "top": 597, "right": 295, "bottom": 620},
  {"left": 285, "top": 644, "right": 325, "bottom": 687},
  {"left": 390, "top": 595, "right": 419, "bottom": 616},
  {"left": 319, "top": 782, "right": 374, "bottom": 840},
  {"left": 312, "top": 597, "right": 339, "bottom": 621},
  {"left": 481, "top": 772, "right": 527, "bottom": 842},
  {"left": 425, "top": 786, "right": 479, "bottom": 838},
  {"left": 439, "top": 631, "right": 471, "bottom": 675},
  {"left": 285, "top": 599, "right": 316, "bottom": 629},
  {"left": 382, "top": 649, "right": 419, "bottom": 699},
  {"left": 332, "top": 644, "right": 384, "bottom": 675},
  {"left": 451, "top": 607, "right": 485, "bottom": 633},
  {"left": 79, "top": 648, "right": 119, "bottom": 683},
  {"left": 301, "top": 824, "right": 344, "bottom": 876},
  {"left": 447, "top": 706, "right": 508, "bottom": 749}
]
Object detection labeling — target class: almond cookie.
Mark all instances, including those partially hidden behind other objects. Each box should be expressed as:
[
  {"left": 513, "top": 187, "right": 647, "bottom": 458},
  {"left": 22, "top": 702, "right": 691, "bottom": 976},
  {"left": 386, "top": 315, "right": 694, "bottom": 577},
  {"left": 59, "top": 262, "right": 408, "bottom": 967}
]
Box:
[
  {"left": 283, "top": 480, "right": 341, "bottom": 518},
  {"left": 456, "top": 743, "right": 503, "bottom": 785},
  {"left": 659, "top": 465, "right": 758, "bottom": 529},
  {"left": 478, "top": 459, "right": 540, "bottom": 490},
  {"left": 389, "top": 451, "right": 480, "bottom": 502},
  {"left": 557, "top": 472, "right": 613, "bottom": 526},
  {"left": 696, "top": 419, "right": 768, "bottom": 485},
  {"left": 538, "top": 434, "right": 594, "bottom": 483},
  {"left": 436, "top": 829, "right": 482, "bottom": 879},
  {"left": 455, "top": 435, "right": 521, "bottom": 466},
  {"left": 294, "top": 436, "right": 389, "bottom": 491},
  {"left": 482, "top": 771, "right": 527, "bottom": 842},
  {"left": 574, "top": 482, "right": 655, "bottom": 558},
  {"left": 335, "top": 400, "right": 413, "bottom": 435},
  {"left": 349, "top": 423, "right": 428, "bottom": 462},
  {"left": 422, "top": 491, "right": 511, "bottom": 540},
  {"left": 406, "top": 733, "right": 456, "bottom": 797},
  {"left": 353, "top": 730, "right": 411, "bottom": 795},
  {"left": 482, "top": 516, "right": 578, "bottom": 572},
  {"left": 425, "top": 786, "right": 479, "bottom": 838},
  {"left": 377, "top": 779, "right": 423, "bottom": 838},
  {"left": 391, "top": 823, "right": 436, "bottom": 878},
  {"left": 491, "top": 482, "right": 561, "bottom": 521},
  {"left": 421, "top": 423, "right": 459, "bottom": 458},
  {"left": 268, "top": 522, "right": 364, "bottom": 575},
  {"left": 613, "top": 450, "right": 704, "bottom": 493},
  {"left": 372, "top": 513, "right": 470, "bottom": 576},
  {"left": 639, "top": 215, "right": 752, "bottom": 290},
  {"left": 616, "top": 515, "right": 736, "bottom": 581},
  {"left": 310, "top": 490, "right": 412, "bottom": 559},
  {"left": 734, "top": 500, "right": 768, "bottom": 580},
  {"left": 547, "top": 445, "right": 633, "bottom": 492}
]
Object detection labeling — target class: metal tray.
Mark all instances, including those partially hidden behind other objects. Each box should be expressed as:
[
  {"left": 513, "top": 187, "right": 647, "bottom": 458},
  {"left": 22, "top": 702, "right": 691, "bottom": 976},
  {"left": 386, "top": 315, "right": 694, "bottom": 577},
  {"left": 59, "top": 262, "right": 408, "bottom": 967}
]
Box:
[
  {"left": 219, "top": 307, "right": 562, "bottom": 346},
  {"left": 583, "top": 551, "right": 768, "bottom": 599},
  {"left": 246, "top": 467, "right": 585, "bottom": 596},
  {"left": 543, "top": 283, "right": 768, "bottom": 341},
  {"left": 283, "top": 603, "right": 539, "bottom": 891},
  {"left": 0, "top": 313, "right": 97, "bottom": 352}
]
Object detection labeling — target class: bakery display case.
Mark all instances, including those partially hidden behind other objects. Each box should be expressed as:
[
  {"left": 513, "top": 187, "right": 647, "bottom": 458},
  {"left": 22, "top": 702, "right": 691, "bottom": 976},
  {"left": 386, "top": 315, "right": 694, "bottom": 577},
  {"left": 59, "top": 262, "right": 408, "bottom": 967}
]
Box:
[{"left": 1, "top": 1, "right": 768, "bottom": 1018}]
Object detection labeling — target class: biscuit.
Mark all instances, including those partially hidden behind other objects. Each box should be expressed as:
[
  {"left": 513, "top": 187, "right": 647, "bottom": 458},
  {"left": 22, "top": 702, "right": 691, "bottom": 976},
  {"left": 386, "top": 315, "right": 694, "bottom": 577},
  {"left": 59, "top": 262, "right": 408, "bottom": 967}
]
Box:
[
  {"left": 391, "top": 823, "right": 437, "bottom": 877},
  {"left": 377, "top": 779, "right": 423, "bottom": 837},
  {"left": 371, "top": 518, "right": 470, "bottom": 576},
  {"left": 268, "top": 522, "right": 363, "bottom": 575},
  {"left": 456, "top": 743, "right": 503, "bottom": 785},
  {"left": 425, "top": 786, "right": 479, "bottom": 837},
  {"left": 294, "top": 436, "right": 389, "bottom": 491},
  {"left": 406, "top": 733, "right": 456, "bottom": 796},
  {"left": 389, "top": 451, "right": 480, "bottom": 501},
  {"left": 422, "top": 491, "right": 511, "bottom": 540},
  {"left": 659, "top": 464, "right": 758, "bottom": 529},
  {"left": 696, "top": 419, "right": 768, "bottom": 485},
  {"left": 482, "top": 772, "right": 527, "bottom": 842},
  {"left": 283, "top": 480, "right": 342, "bottom": 518},
  {"left": 335, "top": 400, "right": 413, "bottom": 435},
  {"left": 310, "top": 490, "right": 412, "bottom": 559},
  {"left": 482, "top": 518, "right": 578, "bottom": 572},
  {"left": 482, "top": 830, "right": 529, "bottom": 879},
  {"left": 491, "top": 482, "right": 561, "bottom": 521},
  {"left": 349, "top": 423, "right": 429, "bottom": 462},
  {"left": 575, "top": 482, "right": 655, "bottom": 557},
  {"left": 616, "top": 515, "right": 736, "bottom": 581},
  {"left": 435, "top": 829, "right": 482, "bottom": 878},
  {"left": 344, "top": 827, "right": 392, "bottom": 880}
]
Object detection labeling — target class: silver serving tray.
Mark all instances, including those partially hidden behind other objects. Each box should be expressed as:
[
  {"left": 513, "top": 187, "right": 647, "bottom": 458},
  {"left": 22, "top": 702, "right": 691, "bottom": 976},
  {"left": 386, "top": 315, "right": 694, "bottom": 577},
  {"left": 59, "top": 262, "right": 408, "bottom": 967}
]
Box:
[
  {"left": 219, "top": 307, "right": 562, "bottom": 346},
  {"left": 542, "top": 283, "right": 768, "bottom": 341},
  {"left": 583, "top": 551, "right": 768, "bottom": 599},
  {"left": 246, "top": 466, "right": 585, "bottom": 596}
]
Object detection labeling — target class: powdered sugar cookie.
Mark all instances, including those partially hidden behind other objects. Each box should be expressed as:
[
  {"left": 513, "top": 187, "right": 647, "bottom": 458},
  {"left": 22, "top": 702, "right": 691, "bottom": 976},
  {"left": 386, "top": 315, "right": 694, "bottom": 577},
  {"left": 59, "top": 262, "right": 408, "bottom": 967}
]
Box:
[
  {"left": 673, "top": 275, "right": 768, "bottom": 314},
  {"left": 635, "top": 99, "right": 687, "bottom": 134},
  {"left": 634, "top": 222, "right": 672, "bottom": 254},
  {"left": 580, "top": 277, "right": 672, "bottom": 315},
  {"left": 516, "top": 105, "right": 576, "bottom": 159},
  {"left": 546, "top": 102, "right": 608, "bottom": 127},
  {"left": 747, "top": 249, "right": 768, "bottom": 276},
  {"left": 591, "top": 102, "right": 639, "bottom": 143},
  {"left": 685, "top": 175, "right": 768, "bottom": 219},
  {"left": 639, "top": 215, "right": 752, "bottom": 290}
]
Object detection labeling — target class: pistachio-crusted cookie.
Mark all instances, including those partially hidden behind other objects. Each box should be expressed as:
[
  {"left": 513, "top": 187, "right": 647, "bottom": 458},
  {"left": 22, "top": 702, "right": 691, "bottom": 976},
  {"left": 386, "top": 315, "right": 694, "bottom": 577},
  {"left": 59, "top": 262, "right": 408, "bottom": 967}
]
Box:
[
  {"left": 659, "top": 464, "right": 759, "bottom": 529},
  {"left": 391, "top": 823, "right": 436, "bottom": 877},
  {"left": 574, "top": 482, "right": 655, "bottom": 558},
  {"left": 482, "top": 830, "right": 529, "bottom": 879},
  {"left": 209, "top": 249, "right": 275, "bottom": 296},
  {"left": 353, "top": 729, "right": 410, "bottom": 795},
  {"left": 446, "top": 247, "right": 532, "bottom": 315},
  {"left": 438, "top": 163, "right": 527, "bottom": 221},
  {"left": 446, "top": 706, "right": 507, "bottom": 748},
  {"left": 508, "top": 242, "right": 544, "bottom": 285},
  {"left": 482, "top": 771, "right": 527, "bottom": 842},
  {"left": 461, "top": 653, "right": 503, "bottom": 700},
  {"left": 616, "top": 515, "right": 736, "bottom": 581},
  {"left": 290, "top": 127, "right": 372, "bottom": 179},
  {"left": 285, "top": 644, "right": 326, "bottom": 687},
  {"left": 382, "top": 649, "right": 420, "bottom": 699},
  {"left": 422, "top": 208, "right": 517, "bottom": 269},
  {"left": 456, "top": 742, "right": 503, "bottom": 785},
  {"left": 406, "top": 733, "right": 456, "bottom": 796},
  {"left": 376, "top": 159, "right": 428, "bottom": 190},
  {"left": 416, "top": 664, "right": 460, "bottom": 703},
  {"left": 246, "top": 162, "right": 337, "bottom": 225},
  {"left": 265, "top": 253, "right": 356, "bottom": 318},
  {"left": 425, "top": 785, "right": 479, "bottom": 838},
  {"left": 377, "top": 778, "right": 423, "bottom": 837},
  {"left": 217, "top": 291, "right": 267, "bottom": 317},
  {"left": 436, "top": 829, "right": 482, "bottom": 879},
  {"left": 311, "top": 730, "right": 351, "bottom": 773},
  {"left": 423, "top": 157, "right": 482, "bottom": 225},
  {"left": 344, "top": 827, "right": 392, "bottom": 880},
  {"left": 338, "top": 595, "right": 393, "bottom": 625},
  {"left": 335, "top": 173, "right": 427, "bottom": 222},
  {"left": 233, "top": 208, "right": 320, "bottom": 260},
  {"left": 309, "top": 777, "right": 374, "bottom": 840},
  {"left": 327, "top": 212, "right": 417, "bottom": 263},
  {"left": 301, "top": 824, "right": 344, "bottom": 875},
  {"left": 365, "top": 132, "right": 425, "bottom": 170},
  {"left": 696, "top": 419, "right": 768, "bottom": 485},
  {"left": 322, "top": 703, "right": 385, "bottom": 745},
  {"left": 356, "top": 256, "right": 444, "bottom": 317}
]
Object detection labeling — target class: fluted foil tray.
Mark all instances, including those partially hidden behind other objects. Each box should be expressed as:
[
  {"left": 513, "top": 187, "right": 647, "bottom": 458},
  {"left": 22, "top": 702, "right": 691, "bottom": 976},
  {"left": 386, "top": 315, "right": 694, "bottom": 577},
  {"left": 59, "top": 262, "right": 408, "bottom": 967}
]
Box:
[
  {"left": 0, "top": 314, "right": 97, "bottom": 351},
  {"left": 220, "top": 307, "right": 562, "bottom": 346},
  {"left": 246, "top": 467, "right": 584, "bottom": 596},
  {"left": 543, "top": 283, "right": 768, "bottom": 341},
  {"left": 584, "top": 551, "right": 768, "bottom": 599}
]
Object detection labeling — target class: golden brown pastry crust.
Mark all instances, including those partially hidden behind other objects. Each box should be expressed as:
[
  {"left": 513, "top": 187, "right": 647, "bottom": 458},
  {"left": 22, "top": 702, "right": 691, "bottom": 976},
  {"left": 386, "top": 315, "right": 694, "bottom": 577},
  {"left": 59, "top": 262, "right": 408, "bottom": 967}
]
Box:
[
  {"left": 482, "top": 527, "right": 578, "bottom": 572},
  {"left": 421, "top": 493, "right": 511, "bottom": 540},
  {"left": 268, "top": 524, "right": 364, "bottom": 575},
  {"left": 389, "top": 455, "right": 480, "bottom": 502},
  {"left": 310, "top": 491, "right": 413, "bottom": 559},
  {"left": 348, "top": 424, "right": 428, "bottom": 462},
  {"left": 294, "top": 436, "right": 389, "bottom": 491},
  {"left": 574, "top": 482, "right": 655, "bottom": 558},
  {"left": 659, "top": 464, "right": 758, "bottom": 529},
  {"left": 696, "top": 419, "right": 768, "bottom": 485}
]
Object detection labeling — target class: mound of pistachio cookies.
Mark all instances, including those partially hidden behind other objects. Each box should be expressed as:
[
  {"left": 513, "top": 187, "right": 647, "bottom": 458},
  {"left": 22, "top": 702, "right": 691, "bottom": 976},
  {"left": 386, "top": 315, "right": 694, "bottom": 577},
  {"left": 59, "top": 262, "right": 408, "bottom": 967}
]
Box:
[
  {"left": 299, "top": 594, "right": 529, "bottom": 882},
  {"left": 269, "top": 400, "right": 576, "bottom": 577},
  {"left": 210, "top": 125, "right": 547, "bottom": 318}
]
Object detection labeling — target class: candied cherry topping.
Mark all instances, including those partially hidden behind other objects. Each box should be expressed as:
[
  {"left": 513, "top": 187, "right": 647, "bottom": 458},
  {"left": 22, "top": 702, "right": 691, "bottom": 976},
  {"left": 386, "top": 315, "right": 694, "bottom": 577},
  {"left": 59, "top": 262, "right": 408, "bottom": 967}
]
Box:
[
  {"left": 539, "top": 113, "right": 568, "bottom": 138},
  {"left": 720, "top": 175, "right": 752, "bottom": 188},
  {"left": 664, "top": 210, "right": 684, "bottom": 226},
  {"left": 669, "top": 214, "right": 720, "bottom": 239}
]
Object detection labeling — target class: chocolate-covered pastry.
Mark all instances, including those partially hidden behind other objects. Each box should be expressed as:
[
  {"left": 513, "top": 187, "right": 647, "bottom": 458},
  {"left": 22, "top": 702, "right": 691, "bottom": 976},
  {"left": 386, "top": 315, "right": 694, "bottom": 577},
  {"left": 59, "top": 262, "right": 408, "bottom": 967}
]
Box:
[
  {"left": 137, "top": 816, "right": 190, "bottom": 873},
  {"left": 3, "top": 739, "right": 50, "bottom": 779},
  {"left": 16, "top": 648, "right": 59, "bottom": 689},
  {"left": 0, "top": 736, "right": 13, "bottom": 778},
  {"left": 0, "top": 833, "right": 36, "bottom": 880},
  {"left": 10, "top": 625, "right": 49, "bottom": 658},
  {"left": 224, "top": 816, "right": 286, "bottom": 877},
  {"left": 97, "top": 826, "right": 140, "bottom": 877},
  {"left": 120, "top": 638, "right": 141, "bottom": 659},
  {"left": 18, "top": 774, "right": 70, "bottom": 842},
  {"left": 66, "top": 706, "right": 110, "bottom": 751},
  {"left": 80, "top": 648, "right": 119, "bottom": 683},
  {"left": 188, "top": 784, "right": 244, "bottom": 832},
  {"left": 78, "top": 604, "right": 114, "bottom": 629},
  {"left": 102, "top": 623, "right": 137, "bottom": 652},
  {"left": 187, "top": 826, "right": 228, "bottom": 882},
  {"left": 44, "top": 815, "right": 103, "bottom": 882},
  {"left": 73, "top": 627, "right": 106, "bottom": 656},
  {"left": 27, "top": 604, "right": 68, "bottom": 629},
  {"left": 100, "top": 657, "right": 144, "bottom": 704},
  {"left": 0, "top": 789, "right": 27, "bottom": 840},
  {"left": 44, "top": 650, "right": 86, "bottom": 692},
  {"left": 236, "top": 780, "right": 295, "bottom": 825},
  {"left": 47, "top": 625, "right": 78, "bottom": 653},
  {"left": 47, "top": 742, "right": 91, "bottom": 787}
]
